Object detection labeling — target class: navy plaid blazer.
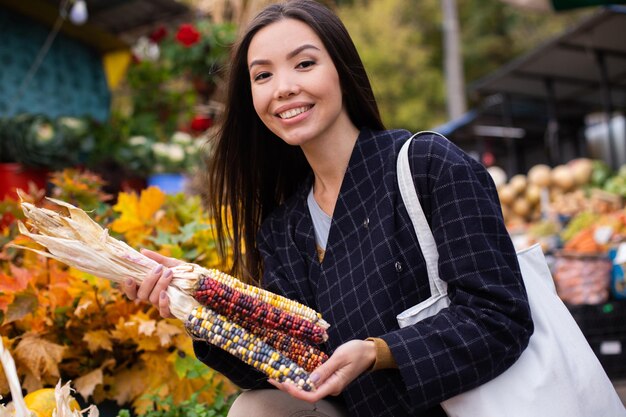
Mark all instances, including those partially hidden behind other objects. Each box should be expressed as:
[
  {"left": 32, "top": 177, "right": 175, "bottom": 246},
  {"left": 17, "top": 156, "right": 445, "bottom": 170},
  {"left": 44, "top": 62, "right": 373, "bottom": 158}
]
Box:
[{"left": 194, "top": 129, "right": 533, "bottom": 416}]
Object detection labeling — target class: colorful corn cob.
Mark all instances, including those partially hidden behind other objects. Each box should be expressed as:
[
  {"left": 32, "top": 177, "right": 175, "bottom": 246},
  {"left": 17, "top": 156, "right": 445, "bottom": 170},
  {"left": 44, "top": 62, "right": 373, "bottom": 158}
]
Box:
[
  {"left": 249, "top": 326, "right": 328, "bottom": 372},
  {"left": 195, "top": 273, "right": 328, "bottom": 345},
  {"left": 11, "top": 195, "right": 331, "bottom": 391},
  {"left": 204, "top": 269, "right": 329, "bottom": 328},
  {"left": 185, "top": 302, "right": 316, "bottom": 391}
]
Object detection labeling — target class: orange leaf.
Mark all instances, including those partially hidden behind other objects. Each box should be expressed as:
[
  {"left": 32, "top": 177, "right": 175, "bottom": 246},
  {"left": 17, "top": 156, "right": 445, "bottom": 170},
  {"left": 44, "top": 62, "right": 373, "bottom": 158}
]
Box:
[
  {"left": 0, "top": 267, "right": 32, "bottom": 292},
  {"left": 14, "top": 335, "right": 65, "bottom": 383}
]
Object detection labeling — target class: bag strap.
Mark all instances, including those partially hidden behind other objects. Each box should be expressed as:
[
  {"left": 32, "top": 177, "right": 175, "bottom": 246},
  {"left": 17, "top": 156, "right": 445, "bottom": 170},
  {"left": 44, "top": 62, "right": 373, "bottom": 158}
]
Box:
[{"left": 397, "top": 132, "right": 448, "bottom": 297}]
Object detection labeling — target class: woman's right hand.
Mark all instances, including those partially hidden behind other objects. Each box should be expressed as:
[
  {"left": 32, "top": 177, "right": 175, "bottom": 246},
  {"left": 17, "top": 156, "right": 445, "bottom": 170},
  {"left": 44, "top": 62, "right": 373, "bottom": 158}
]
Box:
[{"left": 121, "top": 248, "right": 183, "bottom": 318}]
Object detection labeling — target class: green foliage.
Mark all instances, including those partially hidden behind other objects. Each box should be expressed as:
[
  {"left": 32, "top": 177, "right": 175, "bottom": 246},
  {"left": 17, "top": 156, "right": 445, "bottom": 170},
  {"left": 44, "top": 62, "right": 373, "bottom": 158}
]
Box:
[
  {"left": 117, "top": 385, "right": 236, "bottom": 417},
  {"left": 337, "top": 0, "right": 591, "bottom": 128},
  {"left": 339, "top": 0, "right": 446, "bottom": 131}
]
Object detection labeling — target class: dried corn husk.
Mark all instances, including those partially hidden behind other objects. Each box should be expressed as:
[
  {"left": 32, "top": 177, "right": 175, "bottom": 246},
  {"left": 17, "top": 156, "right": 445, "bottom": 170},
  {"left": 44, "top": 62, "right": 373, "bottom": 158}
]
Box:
[
  {"left": 0, "top": 339, "right": 98, "bottom": 417},
  {"left": 9, "top": 196, "right": 326, "bottom": 390}
]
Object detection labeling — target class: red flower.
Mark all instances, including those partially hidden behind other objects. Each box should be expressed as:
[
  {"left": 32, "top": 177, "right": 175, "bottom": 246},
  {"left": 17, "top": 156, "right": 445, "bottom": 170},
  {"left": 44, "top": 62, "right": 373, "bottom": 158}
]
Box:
[
  {"left": 176, "top": 24, "right": 201, "bottom": 47},
  {"left": 190, "top": 115, "right": 213, "bottom": 132},
  {"left": 149, "top": 26, "right": 168, "bottom": 43}
]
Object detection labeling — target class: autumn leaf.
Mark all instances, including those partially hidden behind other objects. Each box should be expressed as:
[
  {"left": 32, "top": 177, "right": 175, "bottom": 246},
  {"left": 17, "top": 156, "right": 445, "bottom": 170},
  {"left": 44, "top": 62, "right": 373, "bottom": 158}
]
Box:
[
  {"left": 83, "top": 330, "right": 113, "bottom": 352},
  {"left": 0, "top": 293, "right": 14, "bottom": 314},
  {"left": 137, "top": 319, "right": 156, "bottom": 337},
  {"left": 3, "top": 292, "right": 38, "bottom": 324},
  {"left": 106, "top": 364, "right": 147, "bottom": 406},
  {"left": 14, "top": 334, "right": 65, "bottom": 383},
  {"left": 73, "top": 367, "right": 103, "bottom": 400},
  {"left": 0, "top": 267, "right": 31, "bottom": 292},
  {"left": 136, "top": 336, "right": 161, "bottom": 352},
  {"left": 155, "top": 320, "right": 183, "bottom": 346},
  {"left": 110, "top": 187, "right": 168, "bottom": 247}
]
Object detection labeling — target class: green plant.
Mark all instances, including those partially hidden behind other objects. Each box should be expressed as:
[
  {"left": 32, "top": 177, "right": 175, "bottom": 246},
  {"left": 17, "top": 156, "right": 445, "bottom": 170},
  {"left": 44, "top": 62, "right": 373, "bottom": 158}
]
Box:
[
  {"left": 117, "top": 384, "right": 236, "bottom": 417},
  {"left": 0, "top": 114, "right": 94, "bottom": 170}
]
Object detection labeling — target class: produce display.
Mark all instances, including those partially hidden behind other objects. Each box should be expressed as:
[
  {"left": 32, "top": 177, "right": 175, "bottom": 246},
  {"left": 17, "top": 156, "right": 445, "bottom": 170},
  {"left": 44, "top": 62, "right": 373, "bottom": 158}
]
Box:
[
  {"left": 491, "top": 158, "right": 626, "bottom": 306},
  {"left": 10, "top": 196, "right": 329, "bottom": 392}
]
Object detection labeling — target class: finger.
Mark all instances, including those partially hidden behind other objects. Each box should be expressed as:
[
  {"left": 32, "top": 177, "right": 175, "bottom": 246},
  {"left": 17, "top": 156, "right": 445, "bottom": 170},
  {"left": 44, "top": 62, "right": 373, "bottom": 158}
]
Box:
[
  {"left": 137, "top": 264, "right": 163, "bottom": 301},
  {"left": 122, "top": 278, "right": 138, "bottom": 301},
  {"left": 141, "top": 248, "right": 182, "bottom": 267},
  {"left": 274, "top": 379, "right": 329, "bottom": 403},
  {"left": 149, "top": 268, "right": 173, "bottom": 305},
  {"left": 158, "top": 290, "right": 172, "bottom": 318}
]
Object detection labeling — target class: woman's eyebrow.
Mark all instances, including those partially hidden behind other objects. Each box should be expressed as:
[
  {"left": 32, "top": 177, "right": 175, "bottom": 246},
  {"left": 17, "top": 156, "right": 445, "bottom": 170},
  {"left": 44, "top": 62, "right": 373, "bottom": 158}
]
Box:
[{"left": 249, "top": 44, "right": 321, "bottom": 70}]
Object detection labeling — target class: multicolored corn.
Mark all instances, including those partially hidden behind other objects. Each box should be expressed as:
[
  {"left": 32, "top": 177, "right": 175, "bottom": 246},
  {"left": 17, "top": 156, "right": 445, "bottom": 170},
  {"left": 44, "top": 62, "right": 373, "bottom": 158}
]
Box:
[
  {"left": 186, "top": 303, "right": 317, "bottom": 391},
  {"left": 203, "top": 269, "right": 329, "bottom": 328},
  {"left": 251, "top": 326, "right": 329, "bottom": 372},
  {"left": 13, "top": 196, "right": 332, "bottom": 391},
  {"left": 195, "top": 273, "right": 328, "bottom": 345}
]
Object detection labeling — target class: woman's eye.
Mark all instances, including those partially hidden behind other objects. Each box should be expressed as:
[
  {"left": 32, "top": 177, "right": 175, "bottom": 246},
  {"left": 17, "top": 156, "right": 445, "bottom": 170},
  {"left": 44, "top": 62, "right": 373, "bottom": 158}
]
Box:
[
  {"left": 296, "top": 60, "right": 315, "bottom": 69},
  {"left": 253, "top": 72, "right": 271, "bottom": 81}
]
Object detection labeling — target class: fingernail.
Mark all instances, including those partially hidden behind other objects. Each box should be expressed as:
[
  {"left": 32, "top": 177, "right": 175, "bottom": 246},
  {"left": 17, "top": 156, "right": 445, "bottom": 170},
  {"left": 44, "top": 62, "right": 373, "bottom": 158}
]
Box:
[
  {"left": 153, "top": 264, "right": 163, "bottom": 274},
  {"left": 125, "top": 278, "right": 134, "bottom": 286},
  {"left": 310, "top": 373, "right": 320, "bottom": 384},
  {"left": 165, "top": 269, "right": 173, "bottom": 279}
]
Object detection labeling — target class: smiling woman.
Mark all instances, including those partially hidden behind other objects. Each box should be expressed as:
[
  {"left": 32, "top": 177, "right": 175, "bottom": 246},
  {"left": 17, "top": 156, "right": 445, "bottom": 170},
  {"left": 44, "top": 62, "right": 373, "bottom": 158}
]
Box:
[{"left": 121, "top": 1, "right": 536, "bottom": 417}]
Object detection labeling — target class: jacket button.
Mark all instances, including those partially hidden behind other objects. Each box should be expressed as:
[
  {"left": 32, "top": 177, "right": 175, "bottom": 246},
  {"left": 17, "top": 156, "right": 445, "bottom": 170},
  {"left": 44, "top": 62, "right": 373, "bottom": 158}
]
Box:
[
  {"left": 395, "top": 261, "right": 403, "bottom": 272},
  {"left": 363, "top": 217, "right": 370, "bottom": 228}
]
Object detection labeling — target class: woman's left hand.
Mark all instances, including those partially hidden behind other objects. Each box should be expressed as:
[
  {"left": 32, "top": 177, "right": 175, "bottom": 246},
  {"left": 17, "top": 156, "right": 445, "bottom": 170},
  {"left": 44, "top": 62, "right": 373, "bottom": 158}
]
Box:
[{"left": 268, "top": 339, "right": 376, "bottom": 403}]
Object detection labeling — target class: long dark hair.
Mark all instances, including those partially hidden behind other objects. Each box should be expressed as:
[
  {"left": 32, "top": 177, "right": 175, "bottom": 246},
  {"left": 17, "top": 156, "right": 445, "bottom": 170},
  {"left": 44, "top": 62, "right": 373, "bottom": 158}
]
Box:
[{"left": 205, "top": 0, "right": 385, "bottom": 284}]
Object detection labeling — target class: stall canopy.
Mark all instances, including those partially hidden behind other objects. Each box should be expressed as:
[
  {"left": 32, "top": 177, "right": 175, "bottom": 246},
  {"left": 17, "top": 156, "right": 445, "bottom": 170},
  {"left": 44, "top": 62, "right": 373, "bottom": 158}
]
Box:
[
  {"left": 0, "top": 0, "right": 192, "bottom": 51},
  {"left": 441, "top": 6, "right": 626, "bottom": 174}
]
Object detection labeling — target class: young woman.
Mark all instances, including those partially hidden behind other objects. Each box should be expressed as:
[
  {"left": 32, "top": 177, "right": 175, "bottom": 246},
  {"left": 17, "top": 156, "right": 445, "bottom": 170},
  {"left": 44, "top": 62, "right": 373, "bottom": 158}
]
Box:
[{"left": 123, "top": 1, "right": 533, "bottom": 416}]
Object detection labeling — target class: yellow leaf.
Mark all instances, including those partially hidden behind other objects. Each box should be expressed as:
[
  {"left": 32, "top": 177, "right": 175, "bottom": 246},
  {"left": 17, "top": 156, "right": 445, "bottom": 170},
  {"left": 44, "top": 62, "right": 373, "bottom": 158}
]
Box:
[
  {"left": 83, "top": 330, "right": 113, "bottom": 352},
  {"left": 110, "top": 187, "right": 166, "bottom": 247},
  {"left": 73, "top": 367, "right": 103, "bottom": 400},
  {"left": 138, "top": 187, "right": 167, "bottom": 221},
  {"left": 136, "top": 336, "right": 161, "bottom": 352},
  {"left": 14, "top": 335, "right": 65, "bottom": 383}
]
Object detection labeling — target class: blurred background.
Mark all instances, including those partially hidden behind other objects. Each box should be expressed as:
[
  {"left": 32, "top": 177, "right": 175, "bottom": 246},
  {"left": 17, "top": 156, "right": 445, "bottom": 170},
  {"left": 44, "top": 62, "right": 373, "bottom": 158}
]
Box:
[{"left": 1, "top": 0, "right": 626, "bottom": 415}]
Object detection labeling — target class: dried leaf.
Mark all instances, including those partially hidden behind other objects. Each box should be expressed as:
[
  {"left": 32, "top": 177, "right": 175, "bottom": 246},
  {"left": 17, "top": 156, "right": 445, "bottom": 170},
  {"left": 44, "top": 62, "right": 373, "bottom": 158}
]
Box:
[
  {"left": 155, "top": 320, "right": 183, "bottom": 346},
  {"left": 107, "top": 365, "right": 146, "bottom": 406},
  {"left": 14, "top": 335, "right": 65, "bottom": 383},
  {"left": 4, "top": 293, "right": 38, "bottom": 324},
  {"left": 73, "top": 368, "right": 103, "bottom": 401},
  {"left": 137, "top": 319, "right": 156, "bottom": 337}
]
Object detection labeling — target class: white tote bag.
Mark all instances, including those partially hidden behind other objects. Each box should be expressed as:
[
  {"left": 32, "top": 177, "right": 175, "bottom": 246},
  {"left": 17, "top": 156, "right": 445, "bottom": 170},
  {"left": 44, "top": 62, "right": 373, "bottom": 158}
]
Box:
[{"left": 396, "top": 133, "right": 626, "bottom": 417}]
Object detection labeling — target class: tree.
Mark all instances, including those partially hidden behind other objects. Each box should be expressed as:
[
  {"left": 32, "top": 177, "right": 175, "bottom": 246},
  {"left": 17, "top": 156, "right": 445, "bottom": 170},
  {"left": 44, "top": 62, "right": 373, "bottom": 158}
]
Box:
[
  {"left": 339, "top": 0, "right": 446, "bottom": 131},
  {"left": 338, "top": 0, "right": 589, "bottom": 129}
]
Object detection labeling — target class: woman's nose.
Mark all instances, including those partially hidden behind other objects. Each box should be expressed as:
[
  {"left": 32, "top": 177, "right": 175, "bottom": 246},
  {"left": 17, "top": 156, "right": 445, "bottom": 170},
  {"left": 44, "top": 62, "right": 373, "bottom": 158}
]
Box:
[{"left": 274, "top": 75, "right": 300, "bottom": 99}]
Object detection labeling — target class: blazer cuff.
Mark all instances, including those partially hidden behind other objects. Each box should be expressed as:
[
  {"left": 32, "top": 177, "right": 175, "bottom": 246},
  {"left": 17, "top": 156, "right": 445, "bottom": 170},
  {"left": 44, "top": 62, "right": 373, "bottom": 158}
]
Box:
[{"left": 365, "top": 337, "right": 398, "bottom": 371}]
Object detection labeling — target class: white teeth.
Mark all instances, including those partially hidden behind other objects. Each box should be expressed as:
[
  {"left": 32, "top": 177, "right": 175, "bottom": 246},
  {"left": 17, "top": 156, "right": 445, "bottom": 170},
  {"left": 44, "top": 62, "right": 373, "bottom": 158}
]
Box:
[{"left": 278, "top": 106, "right": 310, "bottom": 119}]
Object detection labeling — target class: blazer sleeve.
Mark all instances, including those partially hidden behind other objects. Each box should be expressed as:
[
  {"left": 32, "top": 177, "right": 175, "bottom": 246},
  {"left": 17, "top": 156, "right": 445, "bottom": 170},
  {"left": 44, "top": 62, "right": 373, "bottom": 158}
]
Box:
[{"left": 379, "top": 132, "right": 533, "bottom": 409}]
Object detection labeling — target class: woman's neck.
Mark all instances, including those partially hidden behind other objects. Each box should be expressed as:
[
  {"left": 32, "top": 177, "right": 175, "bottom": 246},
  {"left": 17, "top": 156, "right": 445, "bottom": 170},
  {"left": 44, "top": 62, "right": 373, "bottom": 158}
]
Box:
[{"left": 302, "top": 125, "right": 359, "bottom": 216}]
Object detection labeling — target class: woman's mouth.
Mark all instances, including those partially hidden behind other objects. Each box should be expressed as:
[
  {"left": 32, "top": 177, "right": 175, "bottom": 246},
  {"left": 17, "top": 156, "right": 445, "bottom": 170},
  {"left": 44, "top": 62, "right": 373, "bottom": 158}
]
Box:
[{"left": 277, "top": 105, "right": 313, "bottom": 119}]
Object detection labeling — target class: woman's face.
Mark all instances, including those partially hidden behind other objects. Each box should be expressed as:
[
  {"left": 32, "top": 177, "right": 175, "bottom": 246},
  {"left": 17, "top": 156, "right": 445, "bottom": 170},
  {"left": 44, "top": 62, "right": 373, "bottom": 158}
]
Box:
[{"left": 247, "top": 18, "right": 353, "bottom": 148}]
